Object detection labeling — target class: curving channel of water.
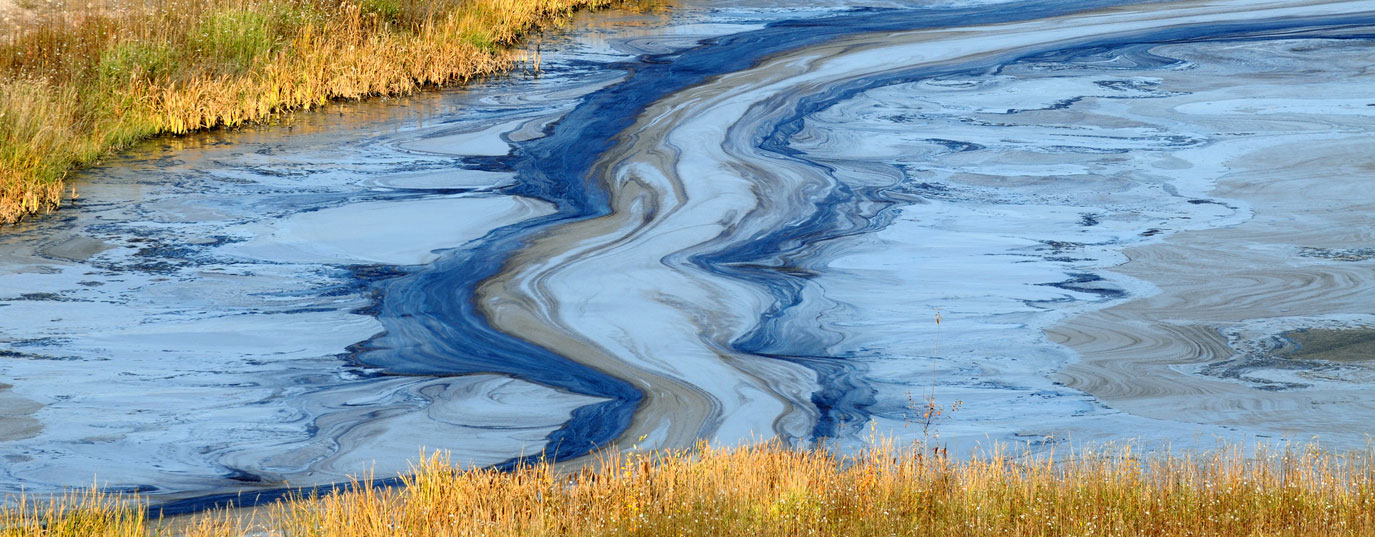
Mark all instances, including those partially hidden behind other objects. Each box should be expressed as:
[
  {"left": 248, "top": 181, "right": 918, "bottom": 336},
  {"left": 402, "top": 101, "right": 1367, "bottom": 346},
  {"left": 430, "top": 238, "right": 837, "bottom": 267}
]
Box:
[{"left": 1, "top": 0, "right": 1374, "bottom": 507}]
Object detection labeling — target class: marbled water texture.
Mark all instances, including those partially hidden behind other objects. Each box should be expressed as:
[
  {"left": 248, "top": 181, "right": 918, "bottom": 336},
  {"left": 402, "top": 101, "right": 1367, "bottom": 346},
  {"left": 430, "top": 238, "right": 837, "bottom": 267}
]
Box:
[{"left": 1, "top": 0, "right": 1374, "bottom": 506}]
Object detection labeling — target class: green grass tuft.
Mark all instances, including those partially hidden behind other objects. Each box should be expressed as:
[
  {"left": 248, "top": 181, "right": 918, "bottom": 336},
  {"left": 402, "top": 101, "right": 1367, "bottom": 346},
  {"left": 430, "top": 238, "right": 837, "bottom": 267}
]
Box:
[{"left": 190, "top": 10, "right": 280, "bottom": 72}]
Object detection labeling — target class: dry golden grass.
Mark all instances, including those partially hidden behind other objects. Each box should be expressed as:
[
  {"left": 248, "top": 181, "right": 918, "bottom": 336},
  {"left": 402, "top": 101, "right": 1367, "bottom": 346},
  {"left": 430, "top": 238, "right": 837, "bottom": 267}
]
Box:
[
  {"left": 6, "top": 438, "right": 1375, "bottom": 536},
  {"left": 0, "top": 0, "right": 656, "bottom": 225}
]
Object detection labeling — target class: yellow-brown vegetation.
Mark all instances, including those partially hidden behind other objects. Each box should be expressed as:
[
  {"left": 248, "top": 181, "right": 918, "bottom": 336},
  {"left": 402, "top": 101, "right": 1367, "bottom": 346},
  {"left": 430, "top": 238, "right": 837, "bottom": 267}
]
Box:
[
  {"left": 0, "top": 0, "right": 653, "bottom": 225},
  {"left": 5, "top": 438, "right": 1375, "bottom": 536}
]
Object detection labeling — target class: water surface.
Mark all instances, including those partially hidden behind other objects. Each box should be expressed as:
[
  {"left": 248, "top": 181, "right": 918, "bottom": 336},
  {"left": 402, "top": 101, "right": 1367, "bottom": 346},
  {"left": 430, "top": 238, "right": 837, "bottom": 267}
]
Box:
[{"left": 1, "top": 0, "right": 1374, "bottom": 504}]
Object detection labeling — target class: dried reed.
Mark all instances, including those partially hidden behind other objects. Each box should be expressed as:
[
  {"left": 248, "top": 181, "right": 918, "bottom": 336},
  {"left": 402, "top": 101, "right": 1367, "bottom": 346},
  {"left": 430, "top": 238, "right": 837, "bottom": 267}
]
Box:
[{"left": 5, "top": 438, "right": 1375, "bottom": 536}]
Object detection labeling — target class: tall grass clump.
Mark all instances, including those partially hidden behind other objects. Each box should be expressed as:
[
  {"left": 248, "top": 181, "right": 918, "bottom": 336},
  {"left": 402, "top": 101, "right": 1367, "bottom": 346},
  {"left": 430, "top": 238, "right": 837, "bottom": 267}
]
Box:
[
  {"left": 0, "top": 485, "right": 146, "bottom": 537},
  {"left": 0, "top": 0, "right": 659, "bottom": 226},
  {"left": 6, "top": 438, "right": 1375, "bottom": 536}
]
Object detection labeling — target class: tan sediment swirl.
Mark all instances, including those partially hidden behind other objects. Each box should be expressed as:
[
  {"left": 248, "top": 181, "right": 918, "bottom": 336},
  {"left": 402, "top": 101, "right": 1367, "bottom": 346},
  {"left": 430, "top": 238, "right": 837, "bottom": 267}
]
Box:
[
  {"left": 0, "top": 382, "right": 40, "bottom": 442},
  {"left": 1053, "top": 134, "right": 1375, "bottom": 441}
]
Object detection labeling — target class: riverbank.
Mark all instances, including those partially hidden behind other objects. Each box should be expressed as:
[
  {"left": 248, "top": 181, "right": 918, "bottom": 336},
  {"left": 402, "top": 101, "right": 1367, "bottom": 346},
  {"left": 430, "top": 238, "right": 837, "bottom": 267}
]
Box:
[
  {"left": 0, "top": 0, "right": 654, "bottom": 225},
  {"left": 6, "top": 439, "right": 1375, "bottom": 536}
]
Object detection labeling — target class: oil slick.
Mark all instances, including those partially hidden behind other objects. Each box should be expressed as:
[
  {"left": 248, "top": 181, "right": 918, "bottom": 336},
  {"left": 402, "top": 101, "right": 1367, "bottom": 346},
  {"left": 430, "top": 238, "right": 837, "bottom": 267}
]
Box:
[{"left": 0, "top": 0, "right": 1373, "bottom": 506}]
